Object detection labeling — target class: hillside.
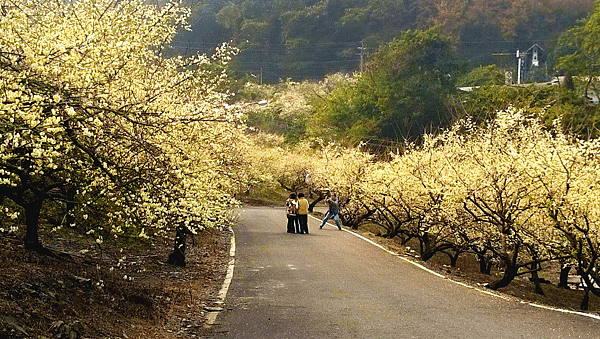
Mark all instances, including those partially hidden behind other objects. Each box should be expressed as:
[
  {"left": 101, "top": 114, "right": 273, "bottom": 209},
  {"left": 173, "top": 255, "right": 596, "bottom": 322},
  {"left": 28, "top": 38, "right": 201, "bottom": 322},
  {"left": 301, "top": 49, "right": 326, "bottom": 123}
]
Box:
[
  {"left": 173, "top": 0, "right": 595, "bottom": 81},
  {"left": 0, "top": 229, "right": 231, "bottom": 338}
]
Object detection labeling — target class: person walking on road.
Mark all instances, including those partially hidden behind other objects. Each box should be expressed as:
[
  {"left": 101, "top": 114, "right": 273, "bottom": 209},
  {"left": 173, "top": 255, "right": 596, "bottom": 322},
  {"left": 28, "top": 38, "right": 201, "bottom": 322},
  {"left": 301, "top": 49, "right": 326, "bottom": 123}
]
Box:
[
  {"left": 297, "top": 193, "right": 309, "bottom": 234},
  {"left": 285, "top": 193, "right": 299, "bottom": 233},
  {"left": 319, "top": 192, "right": 342, "bottom": 230}
]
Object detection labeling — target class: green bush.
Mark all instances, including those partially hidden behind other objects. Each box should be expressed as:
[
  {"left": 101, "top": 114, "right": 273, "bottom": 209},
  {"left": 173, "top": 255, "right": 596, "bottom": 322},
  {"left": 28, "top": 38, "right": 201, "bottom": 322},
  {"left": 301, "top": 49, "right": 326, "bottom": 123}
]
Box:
[
  {"left": 310, "top": 28, "right": 464, "bottom": 146},
  {"left": 459, "top": 65, "right": 507, "bottom": 87}
]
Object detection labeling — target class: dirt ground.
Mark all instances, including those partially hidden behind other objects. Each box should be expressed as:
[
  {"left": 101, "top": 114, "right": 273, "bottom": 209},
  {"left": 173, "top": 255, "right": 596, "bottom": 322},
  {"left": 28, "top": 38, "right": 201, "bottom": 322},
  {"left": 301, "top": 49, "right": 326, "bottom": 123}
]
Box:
[
  {"left": 0, "top": 227, "right": 232, "bottom": 339},
  {"left": 2, "top": 208, "right": 600, "bottom": 338}
]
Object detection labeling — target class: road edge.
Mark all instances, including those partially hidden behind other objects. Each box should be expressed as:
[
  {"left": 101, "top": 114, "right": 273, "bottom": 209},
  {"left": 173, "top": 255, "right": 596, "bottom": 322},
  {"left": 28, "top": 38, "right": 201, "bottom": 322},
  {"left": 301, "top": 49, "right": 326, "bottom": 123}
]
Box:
[
  {"left": 205, "top": 226, "right": 236, "bottom": 327},
  {"left": 312, "top": 214, "right": 600, "bottom": 321}
]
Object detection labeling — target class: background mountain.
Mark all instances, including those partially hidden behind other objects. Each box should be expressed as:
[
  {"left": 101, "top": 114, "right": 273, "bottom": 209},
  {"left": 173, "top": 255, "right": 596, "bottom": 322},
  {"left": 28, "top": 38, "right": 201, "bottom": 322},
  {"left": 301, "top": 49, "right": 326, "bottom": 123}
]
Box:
[{"left": 172, "top": 0, "right": 595, "bottom": 82}]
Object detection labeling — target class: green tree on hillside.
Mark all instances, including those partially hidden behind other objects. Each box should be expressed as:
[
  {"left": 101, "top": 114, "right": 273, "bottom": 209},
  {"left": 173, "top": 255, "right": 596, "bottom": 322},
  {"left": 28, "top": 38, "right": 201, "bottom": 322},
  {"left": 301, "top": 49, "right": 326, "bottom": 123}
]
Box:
[
  {"left": 458, "top": 65, "right": 506, "bottom": 86},
  {"left": 554, "top": 1, "right": 600, "bottom": 99},
  {"left": 310, "top": 28, "right": 463, "bottom": 146},
  {"left": 546, "top": 1, "right": 600, "bottom": 139}
]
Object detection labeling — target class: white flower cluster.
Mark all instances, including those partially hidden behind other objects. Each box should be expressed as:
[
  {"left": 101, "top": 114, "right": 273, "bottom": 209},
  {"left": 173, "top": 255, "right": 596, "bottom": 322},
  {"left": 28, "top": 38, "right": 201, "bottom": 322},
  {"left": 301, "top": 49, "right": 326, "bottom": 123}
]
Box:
[
  {"left": 268, "top": 106, "right": 600, "bottom": 286},
  {"left": 0, "top": 0, "right": 248, "bottom": 251}
]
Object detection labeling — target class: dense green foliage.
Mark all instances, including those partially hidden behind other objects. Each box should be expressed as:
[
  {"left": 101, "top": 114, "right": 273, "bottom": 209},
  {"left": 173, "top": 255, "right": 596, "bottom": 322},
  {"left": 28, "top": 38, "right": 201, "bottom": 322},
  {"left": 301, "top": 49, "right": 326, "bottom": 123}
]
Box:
[
  {"left": 175, "top": 0, "right": 595, "bottom": 81},
  {"left": 454, "top": 83, "right": 600, "bottom": 139},
  {"left": 554, "top": 0, "right": 600, "bottom": 100},
  {"left": 458, "top": 65, "right": 507, "bottom": 86},
  {"left": 309, "top": 28, "right": 463, "bottom": 146}
]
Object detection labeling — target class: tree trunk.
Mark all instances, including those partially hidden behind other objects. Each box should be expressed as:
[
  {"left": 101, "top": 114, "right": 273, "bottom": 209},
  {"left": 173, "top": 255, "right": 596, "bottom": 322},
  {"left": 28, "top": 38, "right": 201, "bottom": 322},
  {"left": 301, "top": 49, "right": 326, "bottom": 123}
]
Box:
[
  {"left": 400, "top": 234, "right": 413, "bottom": 245},
  {"left": 489, "top": 267, "right": 517, "bottom": 290},
  {"left": 65, "top": 186, "right": 76, "bottom": 228},
  {"left": 475, "top": 250, "right": 492, "bottom": 274},
  {"left": 529, "top": 263, "right": 544, "bottom": 295},
  {"left": 167, "top": 225, "right": 187, "bottom": 267},
  {"left": 449, "top": 251, "right": 460, "bottom": 268},
  {"left": 24, "top": 201, "right": 43, "bottom": 252},
  {"left": 558, "top": 265, "right": 571, "bottom": 289},
  {"left": 580, "top": 289, "right": 590, "bottom": 310},
  {"left": 489, "top": 252, "right": 518, "bottom": 290},
  {"left": 308, "top": 196, "right": 323, "bottom": 213},
  {"left": 385, "top": 227, "right": 399, "bottom": 239},
  {"left": 419, "top": 235, "right": 435, "bottom": 262},
  {"left": 349, "top": 208, "right": 375, "bottom": 230}
]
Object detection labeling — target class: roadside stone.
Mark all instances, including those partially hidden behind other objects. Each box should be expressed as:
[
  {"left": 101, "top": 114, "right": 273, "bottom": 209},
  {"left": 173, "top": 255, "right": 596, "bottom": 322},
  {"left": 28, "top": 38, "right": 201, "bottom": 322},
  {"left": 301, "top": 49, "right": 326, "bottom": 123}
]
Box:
[{"left": 204, "top": 306, "right": 224, "bottom": 312}]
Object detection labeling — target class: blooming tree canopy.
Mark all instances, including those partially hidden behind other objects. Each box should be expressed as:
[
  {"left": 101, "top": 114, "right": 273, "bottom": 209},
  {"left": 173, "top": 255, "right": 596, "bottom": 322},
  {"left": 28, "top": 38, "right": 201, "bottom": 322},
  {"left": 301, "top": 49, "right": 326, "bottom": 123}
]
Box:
[
  {"left": 0, "top": 0, "right": 246, "bottom": 252},
  {"left": 309, "top": 107, "right": 600, "bottom": 296}
]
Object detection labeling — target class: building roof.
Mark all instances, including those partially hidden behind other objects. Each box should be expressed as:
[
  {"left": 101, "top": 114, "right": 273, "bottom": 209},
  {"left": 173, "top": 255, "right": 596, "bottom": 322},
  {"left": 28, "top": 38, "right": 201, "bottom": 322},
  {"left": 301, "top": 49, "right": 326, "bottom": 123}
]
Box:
[{"left": 526, "top": 43, "right": 545, "bottom": 52}]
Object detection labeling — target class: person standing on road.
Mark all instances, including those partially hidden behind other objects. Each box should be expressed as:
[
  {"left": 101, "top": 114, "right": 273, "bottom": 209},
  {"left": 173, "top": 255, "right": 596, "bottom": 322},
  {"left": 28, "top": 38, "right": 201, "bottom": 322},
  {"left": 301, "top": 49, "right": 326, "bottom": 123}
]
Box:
[
  {"left": 297, "top": 193, "right": 309, "bottom": 234},
  {"left": 319, "top": 192, "right": 342, "bottom": 230},
  {"left": 286, "top": 193, "right": 299, "bottom": 233}
]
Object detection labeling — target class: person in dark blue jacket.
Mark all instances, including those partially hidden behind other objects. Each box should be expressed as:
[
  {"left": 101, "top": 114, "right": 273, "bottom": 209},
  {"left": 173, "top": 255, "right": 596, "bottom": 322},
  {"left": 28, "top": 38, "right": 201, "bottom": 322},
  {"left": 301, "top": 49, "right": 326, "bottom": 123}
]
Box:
[{"left": 319, "top": 192, "right": 341, "bottom": 230}]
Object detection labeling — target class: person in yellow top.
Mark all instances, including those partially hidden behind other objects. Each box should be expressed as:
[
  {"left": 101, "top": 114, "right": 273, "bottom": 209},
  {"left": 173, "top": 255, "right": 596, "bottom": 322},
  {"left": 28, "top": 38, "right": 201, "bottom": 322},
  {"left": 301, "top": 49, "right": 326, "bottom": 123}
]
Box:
[{"left": 297, "top": 193, "right": 310, "bottom": 234}]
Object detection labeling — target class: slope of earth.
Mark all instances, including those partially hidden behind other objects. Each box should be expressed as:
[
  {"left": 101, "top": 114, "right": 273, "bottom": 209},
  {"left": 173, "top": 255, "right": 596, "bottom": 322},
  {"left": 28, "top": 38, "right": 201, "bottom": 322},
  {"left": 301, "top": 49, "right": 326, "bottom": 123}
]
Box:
[{"left": 0, "top": 227, "right": 232, "bottom": 338}]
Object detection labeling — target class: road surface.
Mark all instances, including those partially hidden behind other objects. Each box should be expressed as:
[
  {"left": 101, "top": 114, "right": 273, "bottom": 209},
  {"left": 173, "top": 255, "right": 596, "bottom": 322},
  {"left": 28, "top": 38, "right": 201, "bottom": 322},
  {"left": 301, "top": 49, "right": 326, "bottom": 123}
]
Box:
[{"left": 208, "top": 207, "right": 600, "bottom": 338}]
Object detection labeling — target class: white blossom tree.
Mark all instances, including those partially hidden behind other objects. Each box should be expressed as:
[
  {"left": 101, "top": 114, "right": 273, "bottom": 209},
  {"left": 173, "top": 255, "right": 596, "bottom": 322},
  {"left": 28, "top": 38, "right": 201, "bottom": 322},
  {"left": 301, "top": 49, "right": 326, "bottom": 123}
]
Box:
[{"left": 0, "top": 0, "right": 245, "bottom": 259}]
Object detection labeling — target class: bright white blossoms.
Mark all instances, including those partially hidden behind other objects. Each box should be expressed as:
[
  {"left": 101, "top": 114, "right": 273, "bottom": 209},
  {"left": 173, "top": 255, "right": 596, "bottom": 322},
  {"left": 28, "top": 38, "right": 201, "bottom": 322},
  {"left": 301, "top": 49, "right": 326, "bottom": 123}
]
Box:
[{"left": 0, "top": 0, "right": 249, "bottom": 250}]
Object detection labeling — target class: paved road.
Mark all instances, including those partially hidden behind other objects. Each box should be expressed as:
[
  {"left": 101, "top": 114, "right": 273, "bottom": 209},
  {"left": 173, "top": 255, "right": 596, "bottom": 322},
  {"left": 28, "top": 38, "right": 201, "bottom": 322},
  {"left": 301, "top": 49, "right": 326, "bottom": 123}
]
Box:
[{"left": 209, "top": 207, "right": 600, "bottom": 338}]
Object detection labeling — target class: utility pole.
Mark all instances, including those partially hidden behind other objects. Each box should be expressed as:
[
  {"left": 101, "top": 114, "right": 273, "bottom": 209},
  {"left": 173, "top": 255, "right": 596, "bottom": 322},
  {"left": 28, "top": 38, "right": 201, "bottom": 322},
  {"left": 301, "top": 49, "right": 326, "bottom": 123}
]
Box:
[
  {"left": 516, "top": 50, "right": 521, "bottom": 84},
  {"left": 358, "top": 41, "right": 365, "bottom": 72},
  {"left": 491, "top": 50, "right": 528, "bottom": 84},
  {"left": 516, "top": 50, "right": 528, "bottom": 84}
]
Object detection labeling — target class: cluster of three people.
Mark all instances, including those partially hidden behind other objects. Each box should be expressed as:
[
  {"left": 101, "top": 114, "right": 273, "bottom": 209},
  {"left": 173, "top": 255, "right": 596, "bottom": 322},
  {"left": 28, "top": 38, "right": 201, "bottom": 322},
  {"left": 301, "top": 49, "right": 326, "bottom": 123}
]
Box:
[
  {"left": 286, "top": 191, "right": 343, "bottom": 234},
  {"left": 286, "top": 193, "right": 309, "bottom": 234}
]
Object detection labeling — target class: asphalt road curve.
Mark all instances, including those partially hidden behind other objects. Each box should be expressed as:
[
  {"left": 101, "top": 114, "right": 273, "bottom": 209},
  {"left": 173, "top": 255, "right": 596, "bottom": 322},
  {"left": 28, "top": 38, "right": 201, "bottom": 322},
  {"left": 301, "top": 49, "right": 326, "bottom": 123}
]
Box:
[{"left": 209, "top": 207, "right": 600, "bottom": 338}]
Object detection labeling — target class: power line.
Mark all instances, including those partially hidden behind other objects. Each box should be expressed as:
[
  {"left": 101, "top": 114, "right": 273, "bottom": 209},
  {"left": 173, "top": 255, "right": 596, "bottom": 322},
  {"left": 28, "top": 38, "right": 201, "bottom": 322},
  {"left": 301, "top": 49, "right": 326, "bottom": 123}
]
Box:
[{"left": 456, "top": 39, "right": 557, "bottom": 45}]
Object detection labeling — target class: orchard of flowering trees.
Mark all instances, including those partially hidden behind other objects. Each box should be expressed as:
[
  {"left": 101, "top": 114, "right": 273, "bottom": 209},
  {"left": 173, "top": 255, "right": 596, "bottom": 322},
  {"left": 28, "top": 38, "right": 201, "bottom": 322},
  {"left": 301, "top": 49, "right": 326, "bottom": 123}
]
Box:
[
  {"left": 255, "top": 9, "right": 600, "bottom": 302},
  {"left": 4, "top": 0, "right": 600, "bottom": 313},
  {"left": 267, "top": 108, "right": 600, "bottom": 308},
  {"left": 0, "top": 0, "right": 263, "bottom": 264}
]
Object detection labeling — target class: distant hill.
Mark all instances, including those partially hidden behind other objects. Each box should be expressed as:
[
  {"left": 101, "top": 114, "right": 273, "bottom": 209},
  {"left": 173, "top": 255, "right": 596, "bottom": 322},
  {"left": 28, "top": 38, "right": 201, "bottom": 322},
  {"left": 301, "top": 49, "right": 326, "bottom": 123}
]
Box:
[{"left": 172, "top": 0, "right": 595, "bottom": 82}]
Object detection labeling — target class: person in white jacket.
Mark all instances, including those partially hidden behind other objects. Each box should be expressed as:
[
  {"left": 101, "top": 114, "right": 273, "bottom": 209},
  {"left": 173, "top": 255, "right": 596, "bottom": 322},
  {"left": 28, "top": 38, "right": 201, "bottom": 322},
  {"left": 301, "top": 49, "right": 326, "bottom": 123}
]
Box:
[{"left": 285, "top": 193, "right": 299, "bottom": 233}]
